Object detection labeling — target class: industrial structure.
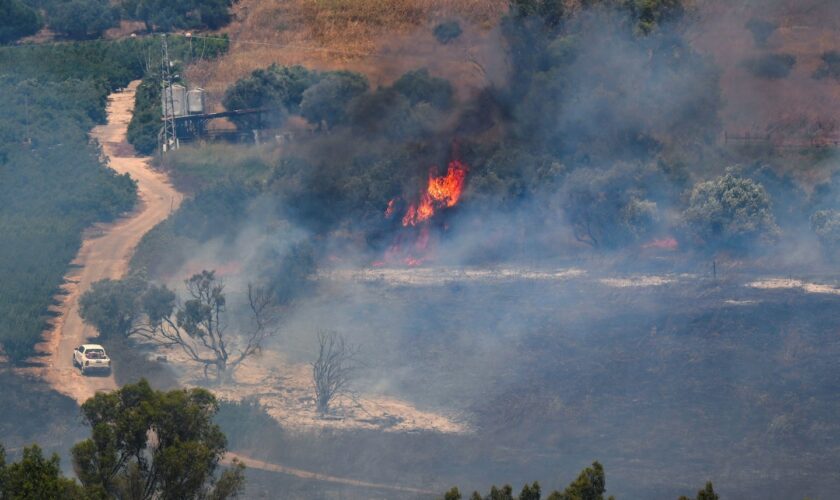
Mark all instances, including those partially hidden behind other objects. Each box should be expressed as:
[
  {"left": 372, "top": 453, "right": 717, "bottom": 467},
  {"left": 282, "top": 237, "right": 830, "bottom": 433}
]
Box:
[{"left": 158, "top": 35, "right": 270, "bottom": 153}]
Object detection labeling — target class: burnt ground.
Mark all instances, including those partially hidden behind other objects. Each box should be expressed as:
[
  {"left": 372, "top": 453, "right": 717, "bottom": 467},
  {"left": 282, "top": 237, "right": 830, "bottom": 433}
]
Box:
[{"left": 229, "top": 270, "right": 840, "bottom": 499}]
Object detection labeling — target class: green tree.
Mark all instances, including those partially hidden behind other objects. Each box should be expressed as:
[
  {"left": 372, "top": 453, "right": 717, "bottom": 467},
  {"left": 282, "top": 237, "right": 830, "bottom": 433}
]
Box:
[
  {"left": 391, "top": 68, "right": 454, "bottom": 110},
  {"left": 78, "top": 273, "right": 149, "bottom": 338},
  {"left": 810, "top": 209, "right": 840, "bottom": 257},
  {"left": 0, "top": 0, "right": 41, "bottom": 44},
  {"left": 678, "top": 481, "right": 719, "bottom": 500},
  {"left": 300, "top": 71, "right": 369, "bottom": 129},
  {"left": 71, "top": 379, "right": 245, "bottom": 499},
  {"left": 0, "top": 444, "right": 86, "bottom": 499},
  {"left": 49, "top": 0, "right": 117, "bottom": 40},
  {"left": 547, "top": 462, "right": 612, "bottom": 500},
  {"left": 560, "top": 164, "right": 661, "bottom": 249},
  {"left": 625, "top": 0, "right": 686, "bottom": 34},
  {"left": 448, "top": 463, "right": 612, "bottom": 500},
  {"left": 222, "top": 64, "right": 319, "bottom": 130},
  {"left": 123, "top": 0, "right": 232, "bottom": 32},
  {"left": 683, "top": 171, "right": 780, "bottom": 249}
]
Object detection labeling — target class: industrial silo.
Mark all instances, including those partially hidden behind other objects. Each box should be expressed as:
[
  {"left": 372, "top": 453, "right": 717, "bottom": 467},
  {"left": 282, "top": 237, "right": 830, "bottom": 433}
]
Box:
[
  {"left": 187, "top": 88, "right": 206, "bottom": 115},
  {"left": 162, "top": 83, "right": 187, "bottom": 117}
]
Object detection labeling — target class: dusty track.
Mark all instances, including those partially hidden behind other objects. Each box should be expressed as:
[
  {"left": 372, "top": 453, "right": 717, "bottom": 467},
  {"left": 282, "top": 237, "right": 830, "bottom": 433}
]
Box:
[
  {"left": 30, "top": 83, "right": 434, "bottom": 494},
  {"left": 225, "top": 453, "right": 435, "bottom": 496},
  {"left": 33, "top": 81, "right": 182, "bottom": 404}
]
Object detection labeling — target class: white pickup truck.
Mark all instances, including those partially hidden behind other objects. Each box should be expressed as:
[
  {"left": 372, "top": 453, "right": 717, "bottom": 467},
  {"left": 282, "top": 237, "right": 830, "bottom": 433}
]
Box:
[{"left": 72, "top": 344, "right": 112, "bottom": 375}]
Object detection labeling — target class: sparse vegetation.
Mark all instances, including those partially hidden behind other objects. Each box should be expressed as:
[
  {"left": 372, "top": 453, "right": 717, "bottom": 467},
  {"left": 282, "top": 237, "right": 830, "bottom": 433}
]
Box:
[
  {"left": 312, "top": 331, "right": 358, "bottom": 415},
  {"left": 80, "top": 270, "right": 280, "bottom": 382}
]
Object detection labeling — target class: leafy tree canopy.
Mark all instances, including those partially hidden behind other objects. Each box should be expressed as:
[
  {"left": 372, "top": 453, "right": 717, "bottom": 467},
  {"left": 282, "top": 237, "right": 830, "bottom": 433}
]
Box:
[
  {"left": 683, "top": 170, "right": 780, "bottom": 250},
  {"left": 0, "top": 444, "right": 86, "bottom": 499},
  {"left": 71, "top": 379, "right": 245, "bottom": 499},
  {"left": 0, "top": 0, "right": 41, "bottom": 44}
]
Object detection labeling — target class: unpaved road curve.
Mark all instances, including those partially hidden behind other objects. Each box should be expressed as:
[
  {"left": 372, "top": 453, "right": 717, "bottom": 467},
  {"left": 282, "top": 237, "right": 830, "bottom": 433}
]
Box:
[
  {"left": 34, "top": 83, "right": 431, "bottom": 495},
  {"left": 225, "top": 453, "right": 435, "bottom": 496},
  {"left": 35, "top": 81, "right": 182, "bottom": 404}
]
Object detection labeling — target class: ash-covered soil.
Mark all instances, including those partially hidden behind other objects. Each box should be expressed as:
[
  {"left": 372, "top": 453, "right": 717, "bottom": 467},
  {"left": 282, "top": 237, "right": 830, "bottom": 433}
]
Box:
[{"left": 233, "top": 266, "right": 840, "bottom": 499}]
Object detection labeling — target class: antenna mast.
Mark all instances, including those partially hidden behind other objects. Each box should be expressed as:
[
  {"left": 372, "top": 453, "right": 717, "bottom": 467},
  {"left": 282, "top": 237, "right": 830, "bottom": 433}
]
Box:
[{"left": 161, "top": 35, "right": 179, "bottom": 153}]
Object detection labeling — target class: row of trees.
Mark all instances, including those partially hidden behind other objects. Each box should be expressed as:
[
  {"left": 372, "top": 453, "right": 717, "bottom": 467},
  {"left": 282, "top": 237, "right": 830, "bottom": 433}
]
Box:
[
  {"left": 0, "top": 380, "right": 244, "bottom": 499},
  {"left": 0, "top": 37, "right": 226, "bottom": 362},
  {"left": 0, "top": 0, "right": 234, "bottom": 43},
  {"left": 221, "top": 65, "right": 453, "bottom": 133},
  {"left": 442, "top": 461, "right": 719, "bottom": 500}
]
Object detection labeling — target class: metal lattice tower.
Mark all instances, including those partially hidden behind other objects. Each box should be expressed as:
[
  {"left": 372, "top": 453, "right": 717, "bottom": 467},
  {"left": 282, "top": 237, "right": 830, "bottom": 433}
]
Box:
[{"left": 160, "top": 35, "right": 179, "bottom": 153}]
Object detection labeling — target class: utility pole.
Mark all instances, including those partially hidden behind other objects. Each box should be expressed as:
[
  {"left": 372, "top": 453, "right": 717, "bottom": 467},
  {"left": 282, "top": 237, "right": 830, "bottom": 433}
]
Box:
[{"left": 160, "top": 35, "right": 179, "bottom": 154}]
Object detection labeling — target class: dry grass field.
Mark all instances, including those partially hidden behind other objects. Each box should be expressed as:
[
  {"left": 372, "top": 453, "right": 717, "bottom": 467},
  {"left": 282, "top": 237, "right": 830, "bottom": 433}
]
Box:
[{"left": 186, "top": 0, "right": 509, "bottom": 110}]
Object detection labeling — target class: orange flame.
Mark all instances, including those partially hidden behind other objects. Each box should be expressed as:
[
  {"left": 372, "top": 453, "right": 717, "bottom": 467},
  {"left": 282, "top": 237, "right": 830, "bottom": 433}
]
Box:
[
  {"left": 402, "top": 160, "right": 468, "bottom": 226},
  {"left": 385, "top": 198, "right": 397, "bottom": 218}
]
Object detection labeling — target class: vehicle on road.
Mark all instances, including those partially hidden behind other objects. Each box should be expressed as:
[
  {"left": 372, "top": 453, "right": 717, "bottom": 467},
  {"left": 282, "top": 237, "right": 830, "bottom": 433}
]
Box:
[{"left": 72, "top": 344, "right": 111, "bottom": 375}]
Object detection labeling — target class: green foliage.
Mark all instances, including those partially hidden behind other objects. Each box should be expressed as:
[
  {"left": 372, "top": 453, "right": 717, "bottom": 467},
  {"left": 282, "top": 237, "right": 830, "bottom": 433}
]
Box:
[
  {"left": 125, "top": 35, "right": 228, "bottom": 154},
  {"left": 0, "top": 0, "right": 41, "bottom": 44},
  {"left": 0, "top": 37, "right": 223, "bottom": 360},
  {"left": 120, "top": 0, "right": 233, "bottom": 31},
  {"left": 0, "top": 445, "right": 86, "bottom": 499},
  {"left": 222, "top": 64, "right": 319, "bottom": 129},
  {"left": 71, "top": 379, "right": 245, "bottom": 499},
  {"left": 126, "top": 76, "right": 161, "bottom": 155},
  {"left": 678, "top": 482, "right": 719, "bottom": 500},
  {"left": 300, "top": 71, "right": 369, "bottom": 129},
  {"left": 810, "top": 209, "right": 840, "bottom": 256},
  {"left": 47, "top": 0, "right": 118, "bottom": 40},
  {"left": 560, "top": 164, "right": 662, "bottom": 248},
  {"left": 0, "top": 74, "right": 137, "bottom": 361},
  {"left": 448, "top": 462, "right": 611, "bottom": 500},
  {"left": 741, "top": 53, "right": 796, "bottom": 80},
  {"left": 624, "top": 0, "right": 685, "bottom": 34},
  {"left": 79, "top": 273, "right": 149, "bottom": 338},
  {"left": 547, "top": 462, "right": 610, "bottom": 500},
  {"left": 683, "top": 171, "right": 780, "bottom": 250},
  {"left": 391, "top": 68, "right": 454, "bottom": 110},
  {"left": 434, "top": 21, "right": 463, "bottom": 44}
]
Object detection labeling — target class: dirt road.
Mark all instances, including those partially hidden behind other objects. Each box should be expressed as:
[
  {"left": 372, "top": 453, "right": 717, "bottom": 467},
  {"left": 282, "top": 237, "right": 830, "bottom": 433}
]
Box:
[
  {"left": 225, "top": 453, "right": 435, "bottom": 496},
  {"left": 35, "top": 81, "right": 182, "bottom": 404}
]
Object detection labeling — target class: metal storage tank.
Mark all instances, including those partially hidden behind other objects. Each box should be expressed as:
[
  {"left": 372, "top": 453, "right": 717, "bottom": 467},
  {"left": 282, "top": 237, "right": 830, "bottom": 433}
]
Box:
[
  {"left": 162, "top": 84, "right": 187, "bottom": 117},
  {"left": 187, "top": 88, "right": 206, "bottom": 115}
]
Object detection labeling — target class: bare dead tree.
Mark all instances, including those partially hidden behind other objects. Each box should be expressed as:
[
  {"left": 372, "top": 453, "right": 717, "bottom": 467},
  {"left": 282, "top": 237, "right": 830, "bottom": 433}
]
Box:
[
  {"left": 134, "top": 270, "right": 278, "bottom": 383},
  {"left": 312, "top": 331, "right": 357, "bottom": 416}
]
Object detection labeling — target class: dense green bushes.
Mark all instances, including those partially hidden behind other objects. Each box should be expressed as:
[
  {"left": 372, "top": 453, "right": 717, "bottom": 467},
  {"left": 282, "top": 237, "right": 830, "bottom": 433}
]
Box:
[
  {"left": 0, "top": 0, "right": 41, "bottom": 44},
  {"left": 120, "top": 0, "right": 233, "bottom": 32},
  {"left": 20, "top": 0, "right": 233, "bottom": 40},
  {"left": 0, "top": 40, "right": 214, "bottom": 361},
  {"left": 0, "top": 77, "right": 137, "bottom": 361}
]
